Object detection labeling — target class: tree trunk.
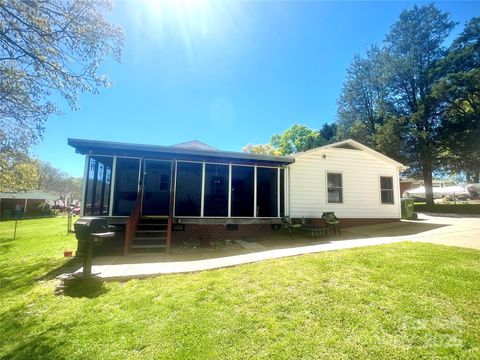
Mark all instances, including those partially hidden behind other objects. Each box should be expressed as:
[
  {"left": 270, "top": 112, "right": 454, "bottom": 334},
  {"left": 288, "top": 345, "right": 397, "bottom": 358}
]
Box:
[{"left": 423, "top": 159, "right": 434, "bottom": 205}]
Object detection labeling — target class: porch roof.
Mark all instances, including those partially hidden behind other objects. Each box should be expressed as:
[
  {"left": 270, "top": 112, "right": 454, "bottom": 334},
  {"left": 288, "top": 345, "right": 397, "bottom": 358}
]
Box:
[{"left": 68, "top": 138, "right": 294, "bottom": 165}]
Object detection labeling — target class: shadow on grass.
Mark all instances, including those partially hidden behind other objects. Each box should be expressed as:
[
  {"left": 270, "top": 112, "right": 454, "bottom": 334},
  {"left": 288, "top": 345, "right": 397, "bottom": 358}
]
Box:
[
  {"left": 0, "top": 257, "right": 82, "bottom": 297},
  {"left": 0, "top": 304, "right": 69, "bottom": 360},
  {"left": 342, "top": 221, "right": 448, "bottom": 237},
  {"left": 0, "top": 258, "right": 56, "bottom": 296},
  {"left": 0, "top": 238, "right": 15, "bottom": 253},
  {"left": 38, "top": 257, "right": 82, "bottom": 281},
  {"left": 59, "top": 276, "right": 109, "bottom": 298}
]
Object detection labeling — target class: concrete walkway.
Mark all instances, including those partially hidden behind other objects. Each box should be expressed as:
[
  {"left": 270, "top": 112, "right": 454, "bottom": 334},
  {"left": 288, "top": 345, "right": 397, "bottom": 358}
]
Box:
[{"left": 75, "top": 213, "right": 480, "bottom": 280}]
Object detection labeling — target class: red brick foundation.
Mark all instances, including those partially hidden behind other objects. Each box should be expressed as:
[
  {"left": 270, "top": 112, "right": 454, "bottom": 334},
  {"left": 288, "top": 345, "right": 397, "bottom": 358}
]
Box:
[
  {"left": 172, "top": 218, "right": 400, "bottom": 244},
  {"left": 173, "top": 224, "right": 277, "bottom": 245}
]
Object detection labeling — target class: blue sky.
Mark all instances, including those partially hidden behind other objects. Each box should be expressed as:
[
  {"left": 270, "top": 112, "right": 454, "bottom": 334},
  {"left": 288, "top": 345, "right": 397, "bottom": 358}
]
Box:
[{"left": 34, "top": 1, "right": 479, "bottom": 177}]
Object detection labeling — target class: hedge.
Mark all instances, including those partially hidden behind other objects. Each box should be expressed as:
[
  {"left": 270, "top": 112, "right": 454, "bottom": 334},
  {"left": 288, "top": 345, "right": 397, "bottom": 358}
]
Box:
[{"left": 414, "top": 203, "right": 480, "bottom": 215}]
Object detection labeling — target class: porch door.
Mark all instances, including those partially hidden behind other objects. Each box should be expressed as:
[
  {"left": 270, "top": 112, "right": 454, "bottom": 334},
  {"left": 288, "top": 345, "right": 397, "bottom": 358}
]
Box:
[{"left": 142, "top": 160, "right": 172, "bottom": 216}]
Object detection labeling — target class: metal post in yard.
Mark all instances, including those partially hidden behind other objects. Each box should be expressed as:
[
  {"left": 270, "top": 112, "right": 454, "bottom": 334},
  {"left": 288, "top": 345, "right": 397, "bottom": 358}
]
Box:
[
  {"left": 83, "top": 240, "right": 93, "bottom": 276},
  {"left": 67, "top": 212, "right": 72, "bottom": 235},
  {"left": 13, "top": 207, "right": 22, "bottom": 240},
  {"left": 13, "top": 219, "right": 18, "bottom": 240}
]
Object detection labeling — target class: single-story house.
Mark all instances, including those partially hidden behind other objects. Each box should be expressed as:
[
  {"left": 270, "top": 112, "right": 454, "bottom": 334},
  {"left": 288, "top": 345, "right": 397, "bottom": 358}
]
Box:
[
  {"left": 68, "top": 138, "right": 405, "bottom": 254},
  {"left": 0, "top": 190, "right": 57, "bottom": 220}
]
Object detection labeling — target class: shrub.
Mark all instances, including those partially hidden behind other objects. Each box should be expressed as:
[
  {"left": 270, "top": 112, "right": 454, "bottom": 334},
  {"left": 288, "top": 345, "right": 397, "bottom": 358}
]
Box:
[
  {"left": 414, "top": 203, "right": 480, "bottom": 215},
  {"left": 37, "top": 202, "right": 54, "bottom": 216}
]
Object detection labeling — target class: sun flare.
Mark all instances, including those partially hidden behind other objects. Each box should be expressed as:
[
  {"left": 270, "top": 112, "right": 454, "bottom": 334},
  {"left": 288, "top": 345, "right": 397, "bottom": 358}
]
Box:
[{"left": 143, "top": 0, "right": 212, "bottom": 36}]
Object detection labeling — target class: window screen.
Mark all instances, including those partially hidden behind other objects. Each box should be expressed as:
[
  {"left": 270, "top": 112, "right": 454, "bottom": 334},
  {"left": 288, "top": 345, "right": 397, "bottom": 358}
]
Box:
[
  {"left": 231, "top": 166, "right": 254, "bottom": 217},
  {"left": 204, "top": 164, "right": 229, "bottom": 217},
  {"left": 380, "top": 176, "right": 394, "bottom": 204},
  {"left": 175, "top": 162, "right": 203, "bottom": 216},
  {"left": 280, "top": 169, "right": 285, "bottom": 217},
  {"left": 327, "top": 173, "right": 343, "bottom": 203},
  {"left": 112, "top": 158, "right": 140, "bottom": 216},
  {"left": 257, "top": 167, "right": 278, "bottom": 217},
  {"left": 84, "top": 156, "right": 113, "bottom": 216}
]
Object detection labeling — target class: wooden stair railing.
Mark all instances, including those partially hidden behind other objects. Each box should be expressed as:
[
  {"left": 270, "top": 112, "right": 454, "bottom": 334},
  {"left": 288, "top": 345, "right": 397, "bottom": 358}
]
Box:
[
  {"left": 124, "top": 193, "right": 142, "bottom": 255},
  {"left": 166, "top": 216, "right": 172, "bottom": 254}
]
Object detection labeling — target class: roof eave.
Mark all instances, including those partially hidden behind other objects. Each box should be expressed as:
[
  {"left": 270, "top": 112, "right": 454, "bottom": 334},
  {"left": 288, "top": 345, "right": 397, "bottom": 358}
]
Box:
[{"left": 68, "top": 138, "right": 294, "bottom": 164}]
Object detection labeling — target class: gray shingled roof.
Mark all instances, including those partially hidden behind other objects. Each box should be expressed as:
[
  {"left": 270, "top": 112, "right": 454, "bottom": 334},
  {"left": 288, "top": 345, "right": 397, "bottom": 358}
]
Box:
[
  {"left": 170, "top": 140, "right": 218, "bottom": 151},
  {"left": 68, "top": 138, "right": 294, "bottom": 165}
]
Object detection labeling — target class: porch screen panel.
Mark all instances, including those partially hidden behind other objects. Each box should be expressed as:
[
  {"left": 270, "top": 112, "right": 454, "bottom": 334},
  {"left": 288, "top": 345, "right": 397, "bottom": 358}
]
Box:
[
  {"left": 84, "top": 156, "right": 113, "bottom": 216},
  {"left": 175, "top": 162, "right": 203, "bottom": 216},
  {"left": 112, "top": 158, "right": 140, "bottom": 216},
  {"left": 84, "top": 157, "right": 96, "bottom": 215},
  {"left": 280, "top": 169, "right": 285, "bottom": 217},
  {"left": 204, "top": 164, "right": 229, "bottom": 217},
  {"left": 231, "top": 166, "right": 254, "bottom": 217},
  {"left": 256, "top": 167, "right": 278, "bottom": 217}
]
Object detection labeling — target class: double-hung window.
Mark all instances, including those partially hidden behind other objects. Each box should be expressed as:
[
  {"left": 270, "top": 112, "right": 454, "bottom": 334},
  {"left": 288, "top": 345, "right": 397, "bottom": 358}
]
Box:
[
  {"left": 327, "top": 173, "right": 343, "bottom": 203},
  {"left": 380, "top": 176, "right": 394, "bottom": 204}
]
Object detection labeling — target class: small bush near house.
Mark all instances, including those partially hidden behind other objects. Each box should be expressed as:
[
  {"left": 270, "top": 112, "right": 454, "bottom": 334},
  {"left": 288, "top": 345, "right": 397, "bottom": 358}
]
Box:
[{"left": 37, "top": 203, "right": 54, "bottom": 216}]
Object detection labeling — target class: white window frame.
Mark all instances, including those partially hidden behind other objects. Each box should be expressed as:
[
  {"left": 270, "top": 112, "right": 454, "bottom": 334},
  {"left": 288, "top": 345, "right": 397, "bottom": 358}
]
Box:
[
  {"left": 326, "top": 171, "right": 343, "bottom": 204},
  {"left": 379, "top": 175, "right": 395, "bottom": 205}
]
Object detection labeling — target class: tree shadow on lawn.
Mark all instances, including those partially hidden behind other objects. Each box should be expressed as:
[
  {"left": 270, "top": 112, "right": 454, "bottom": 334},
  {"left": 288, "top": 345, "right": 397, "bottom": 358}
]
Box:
[
  {"left": 0, "top": 238, "right": 14, "bottom": 254},
  {"left": 0, "top": 258, "right": 57, "bottom": 296},
  {"left": 38, "top": 257, "right": 81, "bottom": 281},
  {"left": 341, "top": 221, "right": 448, "bottom": 238},
  {"left": 0, "top": 257, "right": 82, "bottom": 297},
  {"left": 0, "top": 304, "right": 70, "bottom": 360}
]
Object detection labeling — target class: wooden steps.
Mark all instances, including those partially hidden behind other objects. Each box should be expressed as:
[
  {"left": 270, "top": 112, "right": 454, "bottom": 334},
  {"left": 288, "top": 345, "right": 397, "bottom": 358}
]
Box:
[{"left": 131, "top": 218, "right": 169, "bottom": 253}]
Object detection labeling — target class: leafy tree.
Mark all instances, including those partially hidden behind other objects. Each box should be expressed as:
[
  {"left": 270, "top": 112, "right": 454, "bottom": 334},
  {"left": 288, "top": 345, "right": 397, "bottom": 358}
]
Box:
[
  {"left": 319, "top": 122, "right": 337, "bottom": 143},
  {"left": 337, "top": 4, "right": 458, "bottom": 204},
  {"left": 337, "top": 47, "right": 392, "bottom": 146},
  {"left": 271, "top": 124, "right": 325, "bottom": 155},
  {"left": 0, "top": 132, "right": 39, "bottom": 191},
  {"left": 245, "top": 123, "right": 337, "bottom": 157},
  {"left": 336, "top": 47, "right": 406, "bottom": 161},
  {"left": 434, "top": 18, "right": 480, "bottom": 182},
  {"left": 37, "top": 161, "right": 82, "bottom": 207},
  {"left": 0, "top": 0, "right": 123, "bottom": 186},
  {"left": 0, "top": 152, "right": 39, "bottom": 191},
  {"left": 243, "top": 143, "right": 280, "bottom": 156},
  {"left": 383, "top": 4, "right": 456, "bottom": 204}
]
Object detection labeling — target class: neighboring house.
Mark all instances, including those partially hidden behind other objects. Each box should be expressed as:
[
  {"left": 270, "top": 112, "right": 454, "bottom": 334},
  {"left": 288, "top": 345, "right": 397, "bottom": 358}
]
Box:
[
  {"left": 0, "top": 191, "right": 57, "bottom": 220},
  {"left": 68, "top": 138, "right": 405, "bottom": 254},
  {"left": 400, "top": 178, "right": 423, "bottom": 196}
]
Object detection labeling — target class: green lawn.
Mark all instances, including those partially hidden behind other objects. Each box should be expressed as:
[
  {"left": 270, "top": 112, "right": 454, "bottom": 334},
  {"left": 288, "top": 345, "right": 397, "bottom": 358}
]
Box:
[{"left": 1, "top": 218, "right": 480, "bottom": 359}]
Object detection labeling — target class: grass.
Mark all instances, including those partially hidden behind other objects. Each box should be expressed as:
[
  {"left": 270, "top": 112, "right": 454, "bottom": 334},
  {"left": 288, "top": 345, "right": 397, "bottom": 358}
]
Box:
[
  {"left": 1, "top": 217, "right": 480, "bottom": 359},
  {"left": 414, "top": 203, "right": 480, "bottom": 215}
]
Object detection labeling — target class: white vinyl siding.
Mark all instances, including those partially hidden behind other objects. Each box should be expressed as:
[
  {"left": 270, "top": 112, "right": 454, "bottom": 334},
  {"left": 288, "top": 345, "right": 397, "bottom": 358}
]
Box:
[{"left": 288, "top": 147, "right": 401, "bottom": 219}]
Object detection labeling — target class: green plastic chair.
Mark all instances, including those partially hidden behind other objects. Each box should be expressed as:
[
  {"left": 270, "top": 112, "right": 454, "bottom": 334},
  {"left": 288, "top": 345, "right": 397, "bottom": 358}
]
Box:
[
  {"left": 322, "top": 212, "right": 340, "bottom": 235},
  {"left": 282, "top": 216, "right": 302, "bottom": 233}
]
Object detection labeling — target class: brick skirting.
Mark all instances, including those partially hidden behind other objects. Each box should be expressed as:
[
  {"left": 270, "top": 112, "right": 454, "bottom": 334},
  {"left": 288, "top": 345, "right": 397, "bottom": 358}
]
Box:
[{"left": 172, "top": 218, "right": 400, "bottom": 244}]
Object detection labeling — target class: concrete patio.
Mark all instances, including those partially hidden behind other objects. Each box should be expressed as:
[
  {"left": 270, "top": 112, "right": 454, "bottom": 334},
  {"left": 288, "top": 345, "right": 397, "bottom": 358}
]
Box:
[{"left": 74, "top": 213, "right": 480, "bottom": 280}]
